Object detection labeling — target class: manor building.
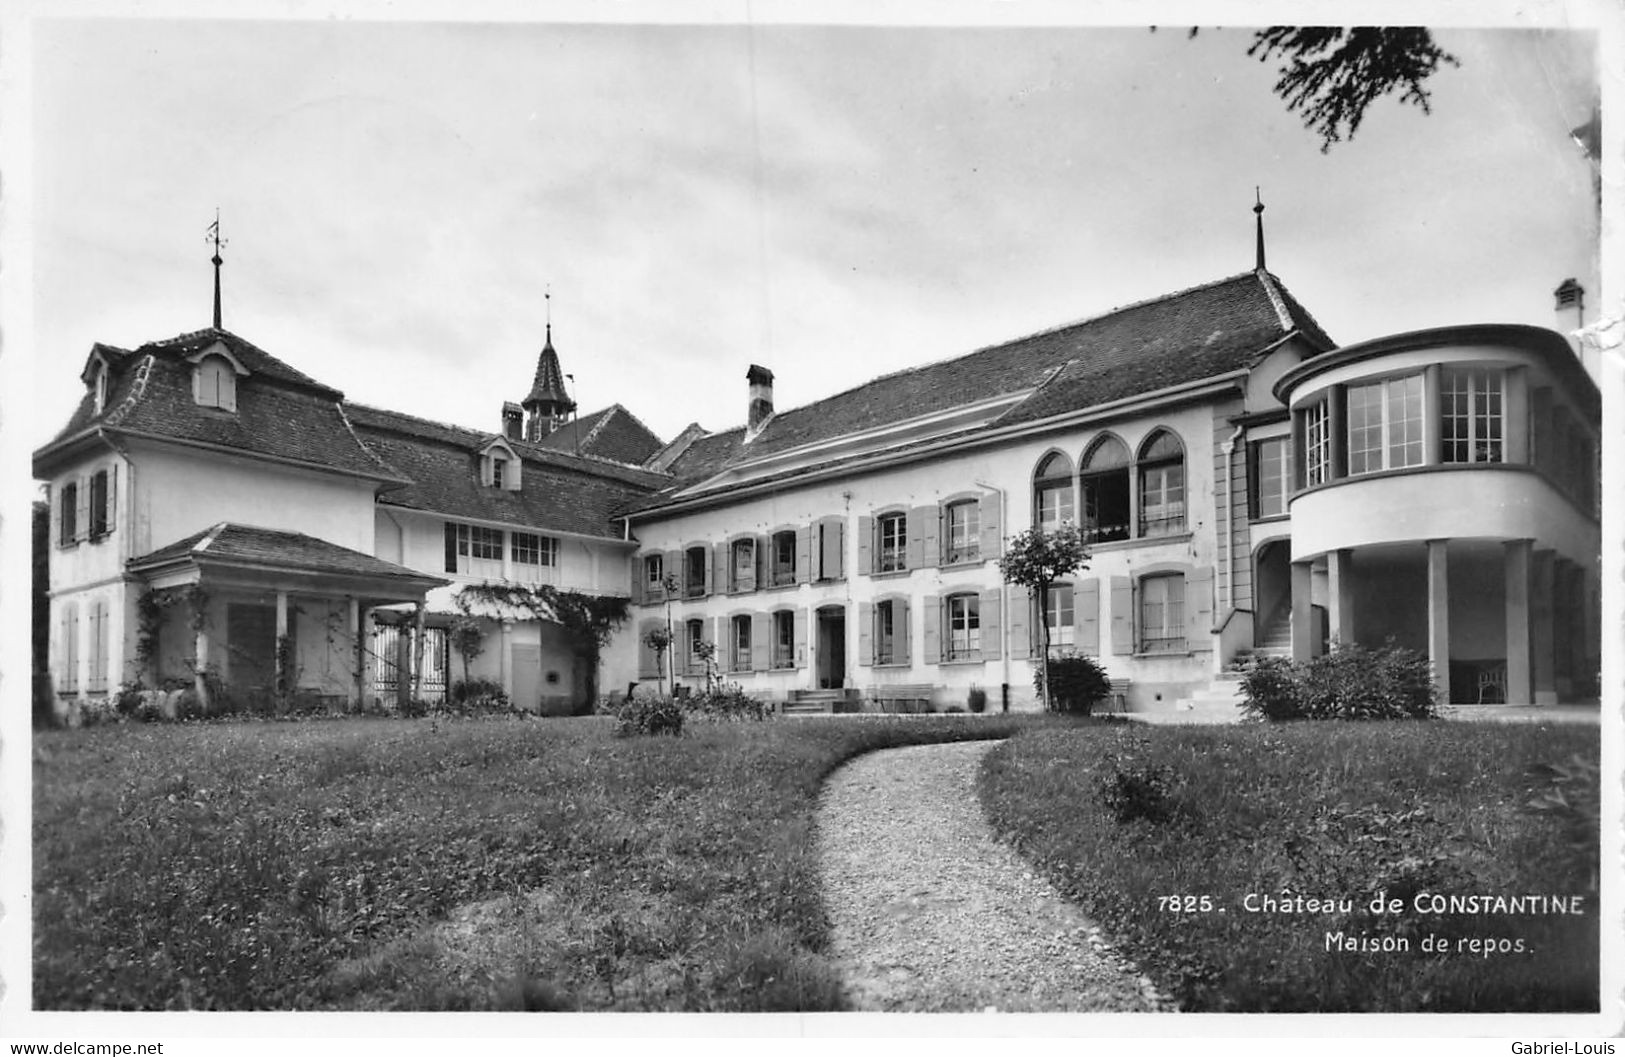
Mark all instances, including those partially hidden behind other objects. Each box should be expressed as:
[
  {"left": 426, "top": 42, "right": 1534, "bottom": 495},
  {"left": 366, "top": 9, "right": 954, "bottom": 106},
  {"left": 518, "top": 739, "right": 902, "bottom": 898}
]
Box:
[{"left": 34, "top": 249, "right": 1601, "bottom": 717}]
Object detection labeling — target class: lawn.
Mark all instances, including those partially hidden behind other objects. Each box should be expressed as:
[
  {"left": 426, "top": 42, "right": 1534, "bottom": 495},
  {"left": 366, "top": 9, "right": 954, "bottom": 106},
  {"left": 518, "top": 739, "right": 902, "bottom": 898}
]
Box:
[
  {"left": 33, "top": 713, "right": 1037, "bottom": 1011},
  {"left": 978, "top": 721, "right": 1601, "bottom": 1013}
]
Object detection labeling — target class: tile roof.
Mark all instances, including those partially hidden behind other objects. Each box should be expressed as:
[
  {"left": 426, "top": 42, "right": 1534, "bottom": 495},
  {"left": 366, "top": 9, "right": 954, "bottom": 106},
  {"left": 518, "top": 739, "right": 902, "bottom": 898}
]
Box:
[
  {"left": 534, "top": 404, "right": 664, "bottom": 465},
  {"left": 644, "top": 270, "right": 1333, "bottom": 504},
  {"left": 34, "top": 328, "right": 406, "bottom": 483},
  {"left": 130, "top": 522, "right": 446, "bottom": 586},
  {"left": 523, "top": 329, "right": 574, "bottom": 411},
  {"left": 343, "top": 403, "right": 666, "bottom": 539}
]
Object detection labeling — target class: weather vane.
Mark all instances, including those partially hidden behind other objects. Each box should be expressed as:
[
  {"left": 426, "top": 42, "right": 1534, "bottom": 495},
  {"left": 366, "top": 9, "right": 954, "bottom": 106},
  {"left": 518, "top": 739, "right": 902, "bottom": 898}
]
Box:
[{"left": 207, "top": 209, "right": 228, "bottom": 329}]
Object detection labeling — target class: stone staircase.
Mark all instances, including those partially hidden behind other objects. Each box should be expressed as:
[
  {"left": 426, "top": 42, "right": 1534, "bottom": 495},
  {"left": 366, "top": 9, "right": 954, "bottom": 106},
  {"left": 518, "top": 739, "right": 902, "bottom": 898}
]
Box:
[
  {"left": 782, "top": 688, "right": 860, "bottom": 715},
  {"left": 1152, "top": 611, "right": 1293, "bottom": 724}
]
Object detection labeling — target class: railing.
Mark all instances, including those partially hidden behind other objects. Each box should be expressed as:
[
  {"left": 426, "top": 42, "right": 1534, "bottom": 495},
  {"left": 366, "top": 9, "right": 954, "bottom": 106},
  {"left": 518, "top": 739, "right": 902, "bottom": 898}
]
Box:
[
  {"left": 877, "top": 546, "right": 906, "bottom": 573},
  {"left": 772, "top": 645, "right": 795, "bottom": 669},
  {"left": 1138, "top": 512, "right": 1186, "bottom": 538},
  {"left": 1083, "top": 520, "right": 1130, "bottom": 543},
  {"left": 770, "top": 565, "right": 796, "bottom": 587},
  {"left": 1140, "top": 635, "right": 1187, "bottom": 654}
]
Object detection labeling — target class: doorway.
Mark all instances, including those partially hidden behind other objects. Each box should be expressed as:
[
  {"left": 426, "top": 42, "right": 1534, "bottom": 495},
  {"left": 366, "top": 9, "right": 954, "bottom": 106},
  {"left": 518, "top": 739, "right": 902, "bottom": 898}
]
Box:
[{"left": 816, "top": 605, "right": 846, "bottom": 689}]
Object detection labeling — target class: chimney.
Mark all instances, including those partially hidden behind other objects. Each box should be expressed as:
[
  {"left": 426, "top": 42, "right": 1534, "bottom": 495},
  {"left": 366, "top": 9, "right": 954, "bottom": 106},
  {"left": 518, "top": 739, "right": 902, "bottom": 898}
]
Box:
[
  {"left": 502, "top": 402, "right": 523, "bottom": 441},
  {"left": 746, "top": 364, "right": 774, "bottom": 436},
  {"left": 1554, "top": 278, "right": 1585, "bottom": 335}
]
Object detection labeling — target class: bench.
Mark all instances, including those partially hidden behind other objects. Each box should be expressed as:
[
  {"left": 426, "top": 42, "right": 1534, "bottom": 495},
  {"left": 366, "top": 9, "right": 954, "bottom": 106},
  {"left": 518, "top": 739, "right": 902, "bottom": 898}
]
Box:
[
  {"left": 866, "top": 683, "right": 936, "bottom": 713},
  {"left": 1106, "top": 678, "right": 1132, "bottom": 714}
]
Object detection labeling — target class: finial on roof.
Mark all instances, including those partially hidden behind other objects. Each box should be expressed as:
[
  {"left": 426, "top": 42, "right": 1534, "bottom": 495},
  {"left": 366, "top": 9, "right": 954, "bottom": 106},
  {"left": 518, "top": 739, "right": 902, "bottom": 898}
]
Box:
[
  {"left": 1253, "top": 187, "right": 1266, "bottom": 273},
  {"left": 545, "top": 284, "right": 552, "bottom": 347},
  {"left": 207, "top": 208, "right": 228, "bottom": 329}
]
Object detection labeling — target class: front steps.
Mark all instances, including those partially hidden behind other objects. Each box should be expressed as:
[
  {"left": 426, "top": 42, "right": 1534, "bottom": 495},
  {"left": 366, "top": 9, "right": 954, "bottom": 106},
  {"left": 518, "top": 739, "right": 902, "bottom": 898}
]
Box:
[{"left": 782, "top": 688, "right": 860, "bottom": 715}]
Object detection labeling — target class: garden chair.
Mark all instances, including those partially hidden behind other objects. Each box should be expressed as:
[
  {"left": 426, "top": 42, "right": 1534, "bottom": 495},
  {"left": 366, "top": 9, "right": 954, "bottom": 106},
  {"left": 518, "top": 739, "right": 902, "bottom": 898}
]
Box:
[{"left": 1477, "top": 662, "right": 1507, "bottom": 704}]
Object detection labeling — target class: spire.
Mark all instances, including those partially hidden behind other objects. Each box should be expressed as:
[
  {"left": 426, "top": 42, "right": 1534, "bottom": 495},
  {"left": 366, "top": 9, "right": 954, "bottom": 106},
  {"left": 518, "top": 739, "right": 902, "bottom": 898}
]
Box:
[
  {"left": 207, "top": 209, "right": 227, "bottom": 329},
  {"left": 521, "top": 286, "right": 576, "bottom": 440},
  {"left": 1253, "top": 187, "right": 1266, "bottom": 272}
]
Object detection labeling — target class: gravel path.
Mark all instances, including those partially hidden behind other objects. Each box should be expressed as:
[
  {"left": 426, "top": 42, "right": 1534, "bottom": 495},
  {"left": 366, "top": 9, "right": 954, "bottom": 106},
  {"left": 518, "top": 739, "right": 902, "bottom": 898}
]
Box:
[{"left": 816, "top": 739, "right": 1168, "bottom": 1013}]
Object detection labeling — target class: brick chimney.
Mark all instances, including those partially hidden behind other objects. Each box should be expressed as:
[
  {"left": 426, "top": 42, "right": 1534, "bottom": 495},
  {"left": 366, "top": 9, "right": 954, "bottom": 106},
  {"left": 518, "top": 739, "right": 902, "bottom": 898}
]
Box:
[
  {"left": 501, "top": 402, "right": 523, "bottom": 441},
  {"left": 746, "top": 364, "right": 774, "bottom": 437}
]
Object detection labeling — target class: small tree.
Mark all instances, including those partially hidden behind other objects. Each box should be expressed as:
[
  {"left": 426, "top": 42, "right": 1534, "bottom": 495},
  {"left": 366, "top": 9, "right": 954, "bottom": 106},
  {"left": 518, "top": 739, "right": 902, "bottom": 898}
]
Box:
[
  {"left": 999, "top": 523, "right": 1090, "bottom": 712},
  {"left": 643, "top": 625, "right": 675, "bottom": 696},
  {"left": 661, "top": 573, "right": 680, "bottom": 690},
  {"left": 448, "top": 611, "right": 486, "bottom": 685}
]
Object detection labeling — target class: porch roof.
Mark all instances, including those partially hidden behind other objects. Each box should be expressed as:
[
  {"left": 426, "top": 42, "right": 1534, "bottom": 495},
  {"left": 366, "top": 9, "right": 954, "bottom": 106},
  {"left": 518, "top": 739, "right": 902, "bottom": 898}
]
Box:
[{"left": 128, "top": 522, "right": 449, "bottom": 601}]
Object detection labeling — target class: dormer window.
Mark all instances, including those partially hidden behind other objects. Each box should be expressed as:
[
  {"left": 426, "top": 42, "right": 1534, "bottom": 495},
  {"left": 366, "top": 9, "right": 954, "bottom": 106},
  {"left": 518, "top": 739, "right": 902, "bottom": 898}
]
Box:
[
  {"left": 194, "top": 354, "right": 237, "bottom": 411},
  {"left": 491, "top": 456, "right": 508, "bottom": 489},
  {"left": 92, "top": 364, "right": 108, "bottom": 415},
  {"left": 479, "top": 439, "right": 521, "bottom": 492}
]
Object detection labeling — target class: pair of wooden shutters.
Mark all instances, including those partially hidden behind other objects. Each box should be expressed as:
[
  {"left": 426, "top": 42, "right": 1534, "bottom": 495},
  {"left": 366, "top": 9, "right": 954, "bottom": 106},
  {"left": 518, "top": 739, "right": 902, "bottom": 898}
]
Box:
[
  {"left": 855, "top": 492, "right": 1001, "bottom": 575},
  {"left": 918, "top": 589, "right": 1003, "bottom": 663},
  {"left": 1009, "top": 569, "right": 1214, "bottom": 657},
  {"left": 856, "top": 598, "right": 912, "bottom": 665}
]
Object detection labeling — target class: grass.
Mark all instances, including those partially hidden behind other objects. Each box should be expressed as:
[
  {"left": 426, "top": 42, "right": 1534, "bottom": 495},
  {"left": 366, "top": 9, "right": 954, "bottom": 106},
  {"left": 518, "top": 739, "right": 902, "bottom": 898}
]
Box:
[
  {"left": 33, "top": 712, "right": 1043, "bottom": 1011},
  {"left": 979, "top": 720, "right": 1601, "bottom": 1013}
]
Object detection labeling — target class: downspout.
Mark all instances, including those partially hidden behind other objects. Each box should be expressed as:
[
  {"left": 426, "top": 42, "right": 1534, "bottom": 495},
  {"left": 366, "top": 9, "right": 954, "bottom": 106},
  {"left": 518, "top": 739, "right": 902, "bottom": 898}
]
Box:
[
  {"left": 1219, "top": 424, "right": 1245, "bottom": 665},
  {"left": 974, "top": 478, "right": 1009, "bottom": 709}
]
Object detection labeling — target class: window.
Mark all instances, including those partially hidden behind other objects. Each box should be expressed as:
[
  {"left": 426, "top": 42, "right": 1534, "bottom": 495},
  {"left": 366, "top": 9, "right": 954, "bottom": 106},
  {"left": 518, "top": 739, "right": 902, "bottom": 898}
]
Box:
[
  {"left": 945, "top": 500, "right": 980, "bottom": 564},
  {"left": 731, "top": 615, "right": 753, "bottom": 672},
  {"left": 89, "top": 470, "right": 110, "bottom": 539},
  {"left": 1043, "top": 584, "right": 1075, "bottom": 651},
  {"left": 511, "top": 532, "right": 557, "bottom": 569},
  {"left": 1139, "top": 574, "right": 1186, "bottom": 653},
  {"left": 946, "top": 593, "right": 980, "bottom": 660},
  {"left": 59, "top": 482, "right": 78, "bottom": 546},
  {"left": 1441, "top": 368, "right": 1503, "bottom": 464},
  {"left": 444, "top": 522, "right": 504, "bottom": 577},
  {"left": 1303, "top": 402, "right": 1330, "bottom": 487},
  {"left": 1033, "top": 452, "right": 1075, "bottom": 532},
  {"left": 1080, "top": 436, "right": 1131, "bottom": 543},
  {"left": 490, "top": 456, "right": 508, "bottom": 489},
  {"left": 771, "top": 530, "right": 797, "bottom": 587},
  {"left": 771, "top": 611, "right": 795, "bottom": 669},
  {"left": 1138, "top": 431, "right": 1186, "bottom": 537},
  {"left": 877, "top": 512, "right": 907, "bottom": 573},
  {"left": 194, "top": 355, "right": 236, "bottom": 410},
  {"left": 874, "top": 599, "right": 898, "bottom": 665},
  {"left": 1251, "top": 437, "right": 1289, "bottom": 519},
  {"left": 687, "top": 618, "right": 706, "bottom": 673},
  {"left": 730, "top": 537, "right": 757, "bottom": 592},
  {"left": 93, "top": 364, "right": 108, "bottom": 415},
  {"left": 685, "top": 546, "right": 708, "bottom": 597},
  {"left": 645, "top": 553, "right": 664, "bottom": 585},
  {"left": 1347, "top": 374, "right": 1424, "bottom": 475}
]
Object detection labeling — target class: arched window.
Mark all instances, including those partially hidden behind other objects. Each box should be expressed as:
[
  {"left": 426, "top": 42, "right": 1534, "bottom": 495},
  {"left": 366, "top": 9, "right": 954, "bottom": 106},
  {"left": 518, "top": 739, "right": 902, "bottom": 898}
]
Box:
[
  {"left": 194, "top": 354, "right": 237, "bottom": 411},
  {"left": 1032, "top": 452, "right": 1075, "bottom": 532},
  {"left": 1137, "top": 430, "right": 1185, "bottom": 537},
  {"left": 1080, "top": 435, "right": 1131, "bottom": 543}
]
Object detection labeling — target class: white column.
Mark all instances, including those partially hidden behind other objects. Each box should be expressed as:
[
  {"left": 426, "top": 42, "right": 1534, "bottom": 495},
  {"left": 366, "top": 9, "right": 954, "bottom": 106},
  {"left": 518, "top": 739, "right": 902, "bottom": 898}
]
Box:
[
  {"left": 1290, "top": 560, "right": 1314, "bottom": 663},
  {"left": 1427, "top": 539, "right": 1450, "bottom": 703},
  {"left": 1326, "top": 548, "right": 1355, "bottom": 649},
  {"left": 1504, "top": 539, "right": 1532, "bottom": 705}
]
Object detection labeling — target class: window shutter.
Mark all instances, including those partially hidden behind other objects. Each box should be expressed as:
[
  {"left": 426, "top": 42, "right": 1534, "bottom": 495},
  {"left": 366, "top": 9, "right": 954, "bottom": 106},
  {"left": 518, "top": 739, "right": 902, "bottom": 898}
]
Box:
[
  {"left": 857, "top": 515, "right": 873, "bottom": 575},
  {"left": 795, "top": 526, "right": 813, "bottom": 584},
  {"left": 858, "top": 602, "right": 873, "bottom": 666},
  {"left": 750, "top": 614, "right": 769, "bottom": 671},
  {"left": 1008, "top": 586, "right": 1031, "bottom": 660},
  {"left": 899, "top": 598, "right": 912, "bottom": 664},
  {"left": 445, "top": 523, "right": 459, "bottom": 575},
  {"left": 922, "top": 594, "right": 940, "bottom": 663},
  {"left": 979, "top": 491, "right": 1001, "bottom": 559},
  {"left": 980, "top": 589, "right": 1002, "bottom": 661},
  {"left": 109, "top": 465, "right": 118, "bottom": 536},
  {"left": 75, "top": 477, "right": 90, "bottom": 542},
  {"left": 1109, "top": 575, "right": 1134, "bottom": 654},
  {"left": 629, "top": 556, "right": 644, "bottom": 604},
  {"left": 917, "top": 505, "right": 939, "bottom": 568},
  {"left": 1077, "top": 578, "right": 1101, "bottom": 656},
  {"left": 793, "top": 607, "right": 808, "bottom": 668},
  {"left": 714, "top": 542, "right": 729, "bottom": 593},
  {"left": 714, "top": 616, "right": 725, "bottom": 670},
  {"left": 637, "top": 619, "right": 659, "bottom": 678},
  {"left": 818, "top": 516, "right": 844, "bottom": 579},
  {"left": 1188, "top": 565, "right": 1215, "bottom": 642}
]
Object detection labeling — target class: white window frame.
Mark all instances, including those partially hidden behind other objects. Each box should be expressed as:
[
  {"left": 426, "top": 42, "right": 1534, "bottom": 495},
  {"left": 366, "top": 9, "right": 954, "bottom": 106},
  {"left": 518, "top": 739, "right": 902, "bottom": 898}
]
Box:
[
  {"left": 877, "top": 512, "right": 907, "bottom": 573},
  {"left": 771, "top": 610, "right": 795, "bottom": 669},
  {"left": 731, "top": 615, "right": 753, "bottom": 672},
  {"left": 1303, "top": 402, "right": 1330, "bottom": 487},
  {"left": 1253, "top": 437, "right": 1289, "bottom": 518},
  {"left": 1441, "top": 368, "right": 1504, "bottom": 465},
  {"left": 1044, "top": 583, "right": 1075, "bottom": 652},
  {"left": 875, "top": 599, "right": 897, "bottom": 665},
  {"left": 1347, "top": 373, "right": 1425, "bottom": 475},
  {"left": 946, "top": 593, "right": 980, "bottom": 660},
  {"left": 944, "top": 501, "right": 980, "bottom": 564},
  {"left": 1139, "top": 574, "right": 1186, "bottom": 654}
]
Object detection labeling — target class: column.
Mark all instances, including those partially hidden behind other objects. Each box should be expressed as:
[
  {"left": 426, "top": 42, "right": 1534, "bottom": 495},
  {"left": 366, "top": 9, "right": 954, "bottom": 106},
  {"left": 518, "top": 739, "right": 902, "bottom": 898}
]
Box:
[
  {"left": 349, "top": 598, "right": 363, "bottom": 711},
  {"left": 1551, "top": 559, "right": 1574, "bottom": 697},
  {"left": 1530, "top": 549, "right": 1555, "bottom": 706},
  {"left": 1426, "top": 539, "right": 1450, "bottom": 704},
  {"left": 1290, "top": 559, "right": 1315, "bottom": 663},
  {"left": 1326, "top": 548, "right": 1356, "bottom": 649},
  {"left": 194, "top": 622, "right": 211, "bottom": 712},
  {"left": 1327, "top": 385, "right": 1346, "bottom": 480},
  {"left": 1505, "top": 367, "right": 1530, "bottom": 464},
  {"left": 411, "top": 601, "right": 427, "bottom": 702},
  {"left": 275, "top": 590, "right": 289, "bottom": 693},
  {"left": 1504, "top": 539, "right": 1532, "bottom": 705},
  {"left": 1422, "top": 364, "right": 1442, "bottom": 465},
  {"left": 500, "top": 620, "right": 513, "bottom": 698}
]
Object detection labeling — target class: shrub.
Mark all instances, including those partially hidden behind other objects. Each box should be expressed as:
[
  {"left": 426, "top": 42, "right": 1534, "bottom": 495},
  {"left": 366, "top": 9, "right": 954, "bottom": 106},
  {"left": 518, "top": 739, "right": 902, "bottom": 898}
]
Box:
[
  {"left": 966, "top": 686, "right": 988, "bottom": 713},
  {"left": 1526, "top": 752, "right": 1600, "bottom": 890},
  {"left": 1036, "top": 653, "right": 1112, "bottom": 715},
  {"left": 1099, "top": 762, "right": 1176, "bottom": 824},
  {"left": 685, "top": 685, "right": 769, "bottom": 723},
  {"left": 449, "top": 677, "right": 512, "bottom": 713},
  {"left": 611, "top": 694, "right": 685, "bottom": 737},
  {"left": 1240, "top": 642, "right": 1437, "bottom": 721},
  {"left": 1239, "top": 655, "right": 1303, "bottom": 720},
  {"left": 33, "top": 668, "right": 58, "bottom": 728}
]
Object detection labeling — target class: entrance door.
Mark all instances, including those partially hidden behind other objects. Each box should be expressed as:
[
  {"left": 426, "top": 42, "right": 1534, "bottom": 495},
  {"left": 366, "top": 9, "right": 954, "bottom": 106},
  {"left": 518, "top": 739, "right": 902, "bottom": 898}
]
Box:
[
  {"left": 511, "top": 644, "right": 541, "bottom": 713},
  {"left": 816, "top": 606, "right": 846, "bottom": 689}
]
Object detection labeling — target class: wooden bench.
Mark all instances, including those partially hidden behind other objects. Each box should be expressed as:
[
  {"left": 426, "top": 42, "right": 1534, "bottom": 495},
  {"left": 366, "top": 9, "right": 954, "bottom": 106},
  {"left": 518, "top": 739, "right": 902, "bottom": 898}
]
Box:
[
  {"left": 867, "top": 683, "right": 936, "bottom": 713},
  {"left": 1106, "top": 678, "right": 1132, "bottom": 714}
]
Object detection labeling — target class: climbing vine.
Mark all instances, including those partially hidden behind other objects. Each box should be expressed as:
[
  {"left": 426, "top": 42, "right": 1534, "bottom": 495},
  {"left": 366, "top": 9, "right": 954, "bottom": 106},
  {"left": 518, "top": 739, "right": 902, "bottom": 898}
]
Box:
[
  {"left": 135, "top": 585, "right": 210, "bottom": 674},
  {"left": 454, "top": 583, "right": 630, "bottom": 703}
]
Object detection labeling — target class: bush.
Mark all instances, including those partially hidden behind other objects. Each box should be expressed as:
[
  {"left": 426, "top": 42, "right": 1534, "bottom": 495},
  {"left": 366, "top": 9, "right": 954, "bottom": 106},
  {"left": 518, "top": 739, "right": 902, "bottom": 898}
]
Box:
[
  {"left": 966, "top": 686, "right": 988, "bottom": 713},
  {"left": 611, "top": 694, "right": 685, "bottom": 737},
  {"left": 449, "top": 677, "right": 511, "bottom": 713},
  {"left": 684, "top": 685, "right": 769, "bottom": 723},
  {"left": 1240, "top": 641, "right": 1437, "bottom": 721},
  {"left": 1526, "top": 752, "right": 1600, "bottom": 890},
  {"left": 1239, "top": 655, "right": 1303, "bottom": 720},
  {"left": 1098, "top": 762, "right": 1176, "bottom": 824},
  {"left": 1036, "top": 653, "right": 1112, "bottom": 715},
  {"left": 33, "top": 667, "right": 58, "bottom": 729}
]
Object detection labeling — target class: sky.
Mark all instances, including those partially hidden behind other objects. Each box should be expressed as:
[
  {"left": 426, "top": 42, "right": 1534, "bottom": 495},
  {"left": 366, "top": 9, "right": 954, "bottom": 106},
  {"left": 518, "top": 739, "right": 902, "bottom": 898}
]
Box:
[{"left": 13, "top": 8, "right": 1605, "bottom": 457}]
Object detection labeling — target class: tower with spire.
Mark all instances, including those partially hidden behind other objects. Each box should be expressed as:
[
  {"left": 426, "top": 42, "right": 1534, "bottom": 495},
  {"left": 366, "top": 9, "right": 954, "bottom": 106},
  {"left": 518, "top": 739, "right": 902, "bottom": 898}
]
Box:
[{"left": 520, "top": 290, "right": 576, "bottom": 441}]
